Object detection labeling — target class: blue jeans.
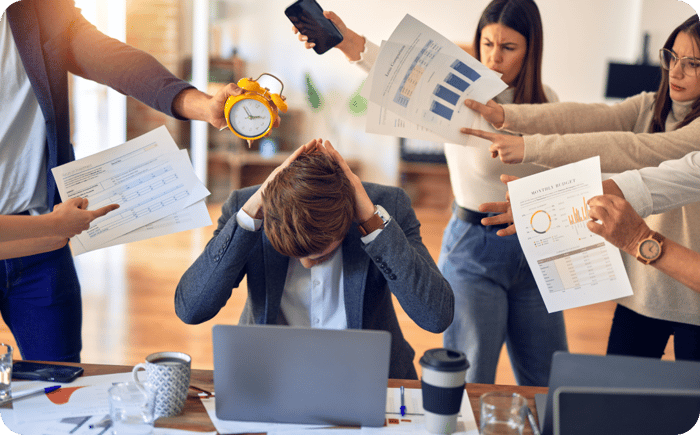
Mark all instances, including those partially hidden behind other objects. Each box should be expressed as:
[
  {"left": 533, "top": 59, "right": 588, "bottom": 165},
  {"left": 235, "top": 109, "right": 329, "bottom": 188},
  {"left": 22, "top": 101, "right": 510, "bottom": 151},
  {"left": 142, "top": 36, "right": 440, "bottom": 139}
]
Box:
[
  {"left": 0, "top": 245, "right": 82, "bottom": 362},
  {"left": 438, "top": 214, "right": 568, "bottom": 386}
]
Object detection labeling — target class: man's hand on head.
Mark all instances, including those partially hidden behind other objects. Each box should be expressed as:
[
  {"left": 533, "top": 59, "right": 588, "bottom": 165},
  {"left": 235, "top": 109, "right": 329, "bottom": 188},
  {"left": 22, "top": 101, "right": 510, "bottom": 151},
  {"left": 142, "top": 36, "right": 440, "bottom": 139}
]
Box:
[
  {"left": 240, "top": 139, "right": 319, "bottom": 220},
  {"left": 316, "top": 140, "right": 375, "bottom": 222}
]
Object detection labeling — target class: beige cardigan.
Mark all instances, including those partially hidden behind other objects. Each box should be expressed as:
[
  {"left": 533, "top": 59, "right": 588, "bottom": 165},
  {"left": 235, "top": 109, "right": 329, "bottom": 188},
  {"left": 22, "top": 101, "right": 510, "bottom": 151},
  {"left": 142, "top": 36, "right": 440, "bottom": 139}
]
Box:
[{"left": 502, "top": 92, "right": 700, "bottom": 326}]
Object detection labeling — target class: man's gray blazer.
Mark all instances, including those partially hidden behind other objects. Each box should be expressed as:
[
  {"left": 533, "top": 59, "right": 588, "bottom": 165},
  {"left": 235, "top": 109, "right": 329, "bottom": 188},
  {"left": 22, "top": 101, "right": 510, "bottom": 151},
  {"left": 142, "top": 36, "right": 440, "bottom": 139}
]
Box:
[{"left": 175, "top": 182, "right": 454, "bottom": 379}]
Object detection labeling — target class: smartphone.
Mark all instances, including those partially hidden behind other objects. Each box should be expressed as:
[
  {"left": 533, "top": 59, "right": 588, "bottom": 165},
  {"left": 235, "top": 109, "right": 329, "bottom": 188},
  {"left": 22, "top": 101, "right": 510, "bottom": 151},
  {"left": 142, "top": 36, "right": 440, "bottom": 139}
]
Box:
[
  {"left": 12, "top": 361, "right": 84, "bottom": 383},
  {"left": 285, "top": 0, "right": 343, "bottom": 54}
]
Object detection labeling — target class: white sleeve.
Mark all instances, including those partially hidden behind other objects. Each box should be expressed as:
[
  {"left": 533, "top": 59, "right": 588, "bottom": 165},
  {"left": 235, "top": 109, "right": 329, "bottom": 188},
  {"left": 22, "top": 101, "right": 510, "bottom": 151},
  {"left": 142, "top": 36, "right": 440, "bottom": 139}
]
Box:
[
  {"left": 611, "top": 170, "right": 653, "bottom": 217},
  {"left": 235, "top": 208, "right": 263, "bottom": 231},
  {"left": 612, "top": 151, "right": 700, "bottom": 217}
]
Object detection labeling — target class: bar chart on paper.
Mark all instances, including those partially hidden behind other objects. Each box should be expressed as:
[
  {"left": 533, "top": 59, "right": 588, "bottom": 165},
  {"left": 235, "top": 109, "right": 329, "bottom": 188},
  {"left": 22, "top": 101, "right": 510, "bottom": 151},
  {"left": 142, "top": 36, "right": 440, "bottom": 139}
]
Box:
[
  {"left": 391, "top": 39, "right": 484, "bottom": 123},
  {"left": 429, "top": 60, "right": 483, "bottom": 122},
  {"left": 517, "top": 186, "right": 619, "bottom": 294}
]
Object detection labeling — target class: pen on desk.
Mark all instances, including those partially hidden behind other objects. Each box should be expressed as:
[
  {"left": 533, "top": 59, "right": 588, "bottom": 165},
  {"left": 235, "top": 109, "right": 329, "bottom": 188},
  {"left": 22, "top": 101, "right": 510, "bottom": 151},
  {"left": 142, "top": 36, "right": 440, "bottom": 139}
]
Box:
[
  {"left": 2, "top": 385, "right": 61, "bottom": 403},
  {"left": 526, "top": 406, "right": 541, "bottom": 435},
  {"left": 89, "top": 416, "right": 111, "bottom": 429},
  {"left": 400, "top": 385, "right": 406, "bottom": 417}
]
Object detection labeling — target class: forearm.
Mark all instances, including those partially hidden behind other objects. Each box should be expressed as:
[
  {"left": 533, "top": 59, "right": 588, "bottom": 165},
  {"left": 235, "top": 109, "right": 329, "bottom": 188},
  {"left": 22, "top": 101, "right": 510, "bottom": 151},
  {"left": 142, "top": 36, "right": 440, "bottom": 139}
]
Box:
[
  {"left": 0, "top": 215, "right": 58, "bottom": 242},
  {"left": 175, "top": 215, "right": 257, "bottom": 324},
  {"left": 602, "top": 179, "right": 625, "bottom": 198},
  {"left": 0, "top": 237, "right": 67, "bottom": 260},
  {"left": 502, "top": 95, "right": 643, "bottom": 135},
  {"left": 524, "top": 125, "right": 700, "bottom": 172},
  {"left": 171, "top": 88, "right": 214, "bottom": 124},
  {"left": 68, "top": 9, "right": 193, "bottom": 119},
  {"left": 362, "top": 193, "right": 454, "bottom": 333},
  {"left": 639, "top": 239, "right": 700, "bottom": 293},
  {"left": 176, "top": 190, "right": 261, "bottom": 323},
  {"left": 336, "top": 30, "right": 367, "bottom": 62}
]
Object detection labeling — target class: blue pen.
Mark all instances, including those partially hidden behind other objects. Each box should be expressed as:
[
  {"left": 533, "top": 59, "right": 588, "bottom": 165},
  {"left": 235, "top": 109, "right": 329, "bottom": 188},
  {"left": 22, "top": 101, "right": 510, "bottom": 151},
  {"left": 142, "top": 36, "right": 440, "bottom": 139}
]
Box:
[
  {"left": 400, "top": 385, "right": 406, "bottom": 417},
  {"left": 2, "top": 385, "right": 61, "bottom": 403}
]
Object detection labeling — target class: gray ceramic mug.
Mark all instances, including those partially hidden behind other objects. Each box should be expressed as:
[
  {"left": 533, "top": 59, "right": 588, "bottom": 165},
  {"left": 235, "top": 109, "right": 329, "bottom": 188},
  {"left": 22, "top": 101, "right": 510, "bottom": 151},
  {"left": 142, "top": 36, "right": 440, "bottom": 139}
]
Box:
[{"left": 132, "top": 351, "right": 191, "bottom": 418}]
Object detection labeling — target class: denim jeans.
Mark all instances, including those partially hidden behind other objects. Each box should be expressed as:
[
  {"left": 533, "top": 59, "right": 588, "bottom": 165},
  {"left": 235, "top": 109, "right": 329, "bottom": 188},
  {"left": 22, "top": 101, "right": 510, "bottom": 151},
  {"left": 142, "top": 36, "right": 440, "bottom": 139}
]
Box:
[
  {"left": 607, "top": 304, "right": 700, "bottom": 361},
  {"left": 0, "top": 244, "right": 82, "bottom": 362},
  {"left": 438, "top": 214, "right": 568, "bottom": 386}
]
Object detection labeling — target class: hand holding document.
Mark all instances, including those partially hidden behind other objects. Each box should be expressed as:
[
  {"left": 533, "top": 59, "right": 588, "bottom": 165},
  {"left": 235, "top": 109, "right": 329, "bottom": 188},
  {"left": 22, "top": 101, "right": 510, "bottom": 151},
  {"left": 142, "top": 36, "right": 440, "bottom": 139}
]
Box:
[
  {"left": 363, "top": 14, "right": 507, "bottom": 144},
  {"left": 51, "top": 126, "right": 212, "bottom": 255},
  {"left": 507, "top": 157, "right": 634, "bottom": 312}
]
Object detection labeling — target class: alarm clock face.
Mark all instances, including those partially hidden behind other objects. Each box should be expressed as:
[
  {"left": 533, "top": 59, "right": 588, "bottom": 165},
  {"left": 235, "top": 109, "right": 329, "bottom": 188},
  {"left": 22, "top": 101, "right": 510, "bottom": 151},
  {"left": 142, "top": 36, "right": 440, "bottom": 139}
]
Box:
[{"left": 229, "top": 98, "right": 273, "bottom": 139}]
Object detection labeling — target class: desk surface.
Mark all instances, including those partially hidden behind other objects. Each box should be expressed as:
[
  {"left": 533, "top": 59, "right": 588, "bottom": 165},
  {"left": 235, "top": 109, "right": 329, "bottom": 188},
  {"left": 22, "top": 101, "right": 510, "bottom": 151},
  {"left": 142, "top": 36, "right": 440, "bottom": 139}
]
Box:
[{"left": 56, "top": 362, "right": 548, "bottom": 434}]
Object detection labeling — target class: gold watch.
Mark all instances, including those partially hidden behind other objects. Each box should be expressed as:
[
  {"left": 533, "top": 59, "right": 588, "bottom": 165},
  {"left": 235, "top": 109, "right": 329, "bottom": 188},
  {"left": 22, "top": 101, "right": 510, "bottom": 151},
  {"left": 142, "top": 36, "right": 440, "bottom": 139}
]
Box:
[
  {"left": 636, "top": 232, "right": 664, "bottom": 265},
  {"left": 358, "top": 205, "right": 390, "bottom": 236}
]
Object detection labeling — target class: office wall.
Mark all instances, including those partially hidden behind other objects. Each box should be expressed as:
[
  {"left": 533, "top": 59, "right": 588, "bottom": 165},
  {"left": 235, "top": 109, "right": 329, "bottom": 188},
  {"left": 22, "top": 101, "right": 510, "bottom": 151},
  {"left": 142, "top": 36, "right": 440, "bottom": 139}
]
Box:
[{"left": 211, "top": 0, "right": 696, "bottom": 186}]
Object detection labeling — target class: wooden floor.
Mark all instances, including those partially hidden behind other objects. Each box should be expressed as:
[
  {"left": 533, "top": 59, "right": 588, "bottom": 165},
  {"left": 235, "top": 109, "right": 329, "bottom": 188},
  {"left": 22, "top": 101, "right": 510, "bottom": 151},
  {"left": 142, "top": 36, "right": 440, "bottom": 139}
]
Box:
[{"left": 0, "top": 203, "right": 674, "bottom": 385}]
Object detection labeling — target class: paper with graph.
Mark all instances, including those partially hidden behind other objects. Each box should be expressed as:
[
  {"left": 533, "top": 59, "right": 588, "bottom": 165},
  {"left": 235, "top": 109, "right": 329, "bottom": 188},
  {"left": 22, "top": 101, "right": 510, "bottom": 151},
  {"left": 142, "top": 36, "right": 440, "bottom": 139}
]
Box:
[
  {"left": 367, "top": 14, "right": 507, "bottom": 144},
  {"left": 508, "top": 156, "right": 633, "bottom": 312},
  {"left": 52, "top": 126, "right": 211, "bottom": 254}
]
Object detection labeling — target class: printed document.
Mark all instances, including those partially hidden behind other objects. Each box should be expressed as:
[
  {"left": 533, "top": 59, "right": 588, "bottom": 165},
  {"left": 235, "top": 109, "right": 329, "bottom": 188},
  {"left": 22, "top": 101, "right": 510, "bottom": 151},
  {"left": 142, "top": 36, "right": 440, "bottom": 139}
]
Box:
[
  {"left": 508, "top": 157, "right": 633, "bottom": 312},
  {"left": 51, "top": 126, "right": 211, "bottom": 254},
  {"left": 367, "top": 14, "right": 507, "bottom": 145}
]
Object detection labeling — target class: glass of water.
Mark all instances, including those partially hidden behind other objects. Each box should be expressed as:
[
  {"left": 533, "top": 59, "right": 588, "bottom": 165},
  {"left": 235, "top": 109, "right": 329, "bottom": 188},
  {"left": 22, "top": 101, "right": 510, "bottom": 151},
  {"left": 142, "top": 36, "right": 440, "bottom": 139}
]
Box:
[
  {"left": 108, "top": 382, "right": 156, "bottom": 435},
  {"left": 0, "top": 344, "right": 13, "bottom": 401},
  {"left": 479, "top": 391, "right": 527, "bottom": 435}
]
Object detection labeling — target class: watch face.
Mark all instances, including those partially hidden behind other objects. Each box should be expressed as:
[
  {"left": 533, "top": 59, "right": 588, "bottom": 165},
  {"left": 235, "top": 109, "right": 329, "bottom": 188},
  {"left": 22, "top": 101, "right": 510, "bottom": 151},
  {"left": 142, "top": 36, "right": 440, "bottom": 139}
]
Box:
[
  {"left": 229, "top": 98, "right": 273, "bottom": 138},
  {"left": 639, "top": 239, "right": 661, "bottom": 260}
]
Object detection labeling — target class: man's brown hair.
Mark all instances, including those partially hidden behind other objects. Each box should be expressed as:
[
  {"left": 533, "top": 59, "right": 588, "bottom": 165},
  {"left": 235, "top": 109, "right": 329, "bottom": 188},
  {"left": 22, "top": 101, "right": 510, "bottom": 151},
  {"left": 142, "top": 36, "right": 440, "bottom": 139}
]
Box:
[{"left": 262, "top": 150, "right": 355, "bottom": 258}]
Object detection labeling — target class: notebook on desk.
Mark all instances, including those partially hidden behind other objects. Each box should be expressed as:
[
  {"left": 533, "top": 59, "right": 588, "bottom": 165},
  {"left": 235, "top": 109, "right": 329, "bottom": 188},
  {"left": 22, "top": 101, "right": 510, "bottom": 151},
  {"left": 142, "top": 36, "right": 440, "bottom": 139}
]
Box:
[
  {"left": 535, "top": 352, "right": 700, "bottom": 435},
  {"left": 212, "top": 324, "right": 391, "bottom": 427},
  {"left": 552, "top": 386, "right": 700, "bottom": 435}
]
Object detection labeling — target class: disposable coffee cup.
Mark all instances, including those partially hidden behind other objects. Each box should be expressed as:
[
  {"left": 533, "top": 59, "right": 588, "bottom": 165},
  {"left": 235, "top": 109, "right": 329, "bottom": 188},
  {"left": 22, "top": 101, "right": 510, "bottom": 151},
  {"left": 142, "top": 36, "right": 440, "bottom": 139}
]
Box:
[{"left": 420, "top": 348, "right": 469, "bottom": 434}]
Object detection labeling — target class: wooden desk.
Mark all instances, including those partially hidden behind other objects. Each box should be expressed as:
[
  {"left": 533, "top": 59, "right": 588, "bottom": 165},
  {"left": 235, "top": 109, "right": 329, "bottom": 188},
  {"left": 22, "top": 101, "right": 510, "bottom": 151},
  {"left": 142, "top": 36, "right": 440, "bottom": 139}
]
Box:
[{"left": 60, "top": 363, "right": 548, "bottom": 434}]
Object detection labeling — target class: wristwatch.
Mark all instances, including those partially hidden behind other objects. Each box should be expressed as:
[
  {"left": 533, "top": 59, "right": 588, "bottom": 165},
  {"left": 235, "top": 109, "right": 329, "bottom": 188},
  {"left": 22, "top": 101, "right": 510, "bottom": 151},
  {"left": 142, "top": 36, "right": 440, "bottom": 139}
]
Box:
[
  {"left": 636, "top": 231, "right": 664, "bottom": 265},
  {"left": 358, "top": 205, "right": 391, "bottom": 236}
]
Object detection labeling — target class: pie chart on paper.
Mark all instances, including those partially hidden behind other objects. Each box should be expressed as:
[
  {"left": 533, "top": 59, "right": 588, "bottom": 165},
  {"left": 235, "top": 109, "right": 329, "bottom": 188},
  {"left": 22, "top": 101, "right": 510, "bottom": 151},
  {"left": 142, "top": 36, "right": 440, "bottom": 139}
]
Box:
[{"left": 530, "top": 210, "right": 551, "bottom": 234}]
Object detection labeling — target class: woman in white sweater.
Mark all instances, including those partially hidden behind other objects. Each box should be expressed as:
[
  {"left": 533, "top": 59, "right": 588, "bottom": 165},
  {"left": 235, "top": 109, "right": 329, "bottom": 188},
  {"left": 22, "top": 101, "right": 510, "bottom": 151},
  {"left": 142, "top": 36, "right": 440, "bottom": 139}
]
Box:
[
  {"left": 294, "top": 0, "right": 568, "bottom": 386},
  {"left": 472, "top": 15, "right": 700, "bottom": 361}
]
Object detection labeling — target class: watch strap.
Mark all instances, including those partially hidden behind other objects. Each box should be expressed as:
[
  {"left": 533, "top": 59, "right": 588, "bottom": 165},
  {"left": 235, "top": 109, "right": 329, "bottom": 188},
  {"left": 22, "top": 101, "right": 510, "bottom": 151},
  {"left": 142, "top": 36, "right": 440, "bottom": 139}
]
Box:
[
  {"left": 358, "top": 209, "right": 385, "bottom": 236},
  {"left": 359, "top": 205, "right": 392, "bottom": 237}
]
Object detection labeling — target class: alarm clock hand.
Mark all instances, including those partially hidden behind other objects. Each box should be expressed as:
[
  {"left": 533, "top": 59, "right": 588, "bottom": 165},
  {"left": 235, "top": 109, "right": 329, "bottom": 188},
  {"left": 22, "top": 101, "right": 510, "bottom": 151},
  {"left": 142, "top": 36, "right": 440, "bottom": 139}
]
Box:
[{"left": 244, "top": 107, "right": 254, "bottom": 119}]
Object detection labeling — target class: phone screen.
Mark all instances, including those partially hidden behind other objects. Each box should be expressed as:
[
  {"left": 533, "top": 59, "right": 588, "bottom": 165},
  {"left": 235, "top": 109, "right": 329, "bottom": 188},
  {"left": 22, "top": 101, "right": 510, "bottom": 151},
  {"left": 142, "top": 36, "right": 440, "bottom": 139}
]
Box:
[
  {"left": 12, "top": 361, "right": 84, "bottom": 383},
  {"left": 285, "top": 0, "right": 343, "bottom": 54}
]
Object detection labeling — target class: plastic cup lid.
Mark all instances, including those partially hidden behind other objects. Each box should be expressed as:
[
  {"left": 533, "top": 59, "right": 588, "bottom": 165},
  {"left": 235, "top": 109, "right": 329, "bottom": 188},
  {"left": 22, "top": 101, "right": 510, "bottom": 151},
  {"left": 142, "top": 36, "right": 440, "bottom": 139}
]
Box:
[{"left": 419, "top": 348, "right": 469, "bottom": 372}]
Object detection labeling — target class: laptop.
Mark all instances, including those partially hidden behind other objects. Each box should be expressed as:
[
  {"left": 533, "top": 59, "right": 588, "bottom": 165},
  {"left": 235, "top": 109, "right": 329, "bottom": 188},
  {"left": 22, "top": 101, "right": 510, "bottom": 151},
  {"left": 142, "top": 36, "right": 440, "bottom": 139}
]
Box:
[
  {"left": 534, "top": 352, "right": 700, "bottom": 435},
  {"left": 552, "top": 386, "right": 700, "bottom": 435},
  {"left": 212, "top": 324, "right": 392, "bottom": 427}
]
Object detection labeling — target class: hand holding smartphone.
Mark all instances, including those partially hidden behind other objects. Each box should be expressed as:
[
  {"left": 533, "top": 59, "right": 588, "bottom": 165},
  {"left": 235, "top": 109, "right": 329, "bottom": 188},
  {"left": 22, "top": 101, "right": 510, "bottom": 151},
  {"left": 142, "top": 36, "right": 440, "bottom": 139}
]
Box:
[{"left": 285, "top": 0, "right": 343, "bottom": 54}]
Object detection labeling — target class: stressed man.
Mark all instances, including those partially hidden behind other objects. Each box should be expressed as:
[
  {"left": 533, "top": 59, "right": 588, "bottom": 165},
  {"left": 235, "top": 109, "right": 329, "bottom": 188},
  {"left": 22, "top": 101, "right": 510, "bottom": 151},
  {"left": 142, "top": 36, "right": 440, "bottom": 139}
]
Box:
[{"left": 175, "top": 139, "right": 454, "bottom": 379}]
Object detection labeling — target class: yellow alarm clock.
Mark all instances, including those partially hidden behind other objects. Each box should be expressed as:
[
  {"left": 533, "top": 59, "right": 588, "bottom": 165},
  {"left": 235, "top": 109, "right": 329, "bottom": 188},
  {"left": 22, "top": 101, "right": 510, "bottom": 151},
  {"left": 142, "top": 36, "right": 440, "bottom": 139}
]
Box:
[{"left": 224, "top": 73, "right": 288, "bottom": 144}]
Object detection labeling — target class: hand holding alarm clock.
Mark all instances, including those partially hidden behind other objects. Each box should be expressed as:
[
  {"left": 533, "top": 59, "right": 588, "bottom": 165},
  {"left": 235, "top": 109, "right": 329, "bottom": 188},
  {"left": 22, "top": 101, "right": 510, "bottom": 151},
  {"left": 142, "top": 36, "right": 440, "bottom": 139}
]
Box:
[{"left": 224, "top": 73, "right": 288, "bottom": 147}]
